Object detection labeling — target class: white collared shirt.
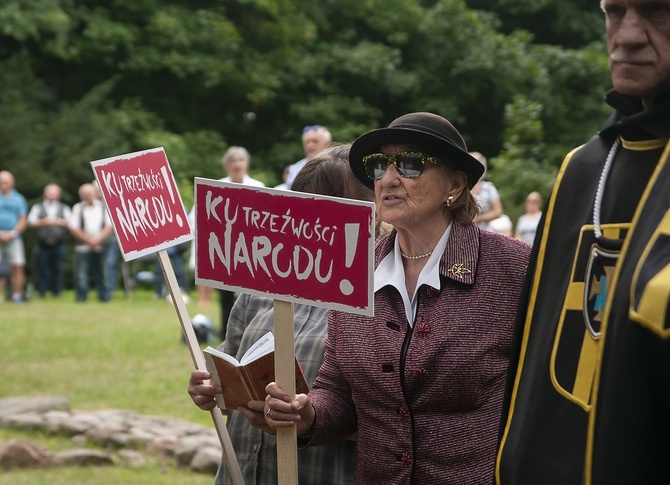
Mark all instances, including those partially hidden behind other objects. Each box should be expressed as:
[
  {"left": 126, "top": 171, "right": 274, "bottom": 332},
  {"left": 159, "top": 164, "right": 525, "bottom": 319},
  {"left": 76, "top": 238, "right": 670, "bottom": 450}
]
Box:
[
  {"left": 374, "top": 224, "right": 452, "bottom": 326},
  {"left": 27, "top": 199, "right": 71, "bottom": 224}
]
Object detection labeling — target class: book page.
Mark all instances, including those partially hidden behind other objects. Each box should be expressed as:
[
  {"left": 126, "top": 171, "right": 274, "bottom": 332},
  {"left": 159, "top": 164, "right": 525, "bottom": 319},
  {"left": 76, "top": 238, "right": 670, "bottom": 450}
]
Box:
[
  {"left": 204, "top": 346, "right": 241, "bottom": 366},
  {"left": 204, "top": 349, "right": 253, "bottom": 409},
  {"left": 240, "top": 331, "right": 275, "bottom": 365}
]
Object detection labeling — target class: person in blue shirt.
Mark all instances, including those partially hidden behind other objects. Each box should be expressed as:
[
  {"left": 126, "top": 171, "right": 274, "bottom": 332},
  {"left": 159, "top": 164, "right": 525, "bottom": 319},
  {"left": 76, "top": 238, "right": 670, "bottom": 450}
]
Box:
[{"left": 0, "top": 170, "right": 28, "bottom": 303}]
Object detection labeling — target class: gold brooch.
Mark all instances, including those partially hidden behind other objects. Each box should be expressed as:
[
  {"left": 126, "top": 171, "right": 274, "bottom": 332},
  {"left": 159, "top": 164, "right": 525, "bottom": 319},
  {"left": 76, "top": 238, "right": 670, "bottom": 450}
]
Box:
[{"left": 448, "top": 263, "right": 471, "bottom": 279}]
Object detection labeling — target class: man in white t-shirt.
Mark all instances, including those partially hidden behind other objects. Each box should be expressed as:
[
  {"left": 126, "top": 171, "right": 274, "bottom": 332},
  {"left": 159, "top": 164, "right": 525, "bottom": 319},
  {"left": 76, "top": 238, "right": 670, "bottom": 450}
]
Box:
[{"left": 69, "top": 183, "right": 112, "bottom": 302}]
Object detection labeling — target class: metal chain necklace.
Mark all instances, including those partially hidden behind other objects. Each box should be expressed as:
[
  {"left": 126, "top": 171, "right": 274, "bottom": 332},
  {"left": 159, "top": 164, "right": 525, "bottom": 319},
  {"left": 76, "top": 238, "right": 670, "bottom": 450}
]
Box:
[{"left": 593, "top": 137, "right": 621, "bottom": 239}]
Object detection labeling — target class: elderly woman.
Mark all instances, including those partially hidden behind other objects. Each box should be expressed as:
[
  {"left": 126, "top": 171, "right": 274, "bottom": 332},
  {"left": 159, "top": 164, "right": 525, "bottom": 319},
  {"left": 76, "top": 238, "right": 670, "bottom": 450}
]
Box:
[{"left": 264, "top": 113, "right": 531, "bottom": 484}]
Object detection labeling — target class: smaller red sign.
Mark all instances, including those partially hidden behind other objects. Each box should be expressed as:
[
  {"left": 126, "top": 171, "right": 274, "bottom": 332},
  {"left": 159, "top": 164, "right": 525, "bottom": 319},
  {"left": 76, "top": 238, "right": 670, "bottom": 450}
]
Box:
[
  {"left": 91, "top": 148, "right": 192, "bottom": 261},
  {"left": 194, "top": 178, "right": 375, "bottom": 315}
]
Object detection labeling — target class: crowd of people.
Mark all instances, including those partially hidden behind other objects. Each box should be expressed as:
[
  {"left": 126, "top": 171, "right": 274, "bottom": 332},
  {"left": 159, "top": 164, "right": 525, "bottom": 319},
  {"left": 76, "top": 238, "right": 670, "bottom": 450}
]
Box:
[
  {"left": 0, "top": 176, "right": 116, "bottom": 303},
  {"left": 0, "top": 122, "right": 539, "bottom": 308},
  {"left": 4, "top": 3, "right": 669, "bottom": 483}
]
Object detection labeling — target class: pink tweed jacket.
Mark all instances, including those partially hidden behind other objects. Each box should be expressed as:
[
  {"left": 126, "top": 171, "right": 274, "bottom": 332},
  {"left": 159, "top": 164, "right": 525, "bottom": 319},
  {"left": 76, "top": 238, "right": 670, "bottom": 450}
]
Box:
[{"left": 307, "top": 221, "right": 531, "bottom": 484}]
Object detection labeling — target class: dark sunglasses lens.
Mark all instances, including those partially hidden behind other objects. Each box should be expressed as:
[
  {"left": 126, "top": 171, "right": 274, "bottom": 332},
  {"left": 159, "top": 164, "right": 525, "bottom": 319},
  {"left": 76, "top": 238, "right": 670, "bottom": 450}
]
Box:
[
  {"left": 364, "top": 155, "right": 390, "bottom": 179},
  {"left": 395, "top": 153, "right": 424, "bottom": 178}
]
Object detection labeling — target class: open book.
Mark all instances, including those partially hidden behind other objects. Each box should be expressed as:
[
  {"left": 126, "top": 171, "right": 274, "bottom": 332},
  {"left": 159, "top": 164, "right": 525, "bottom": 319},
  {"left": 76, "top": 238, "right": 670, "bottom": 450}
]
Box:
[{"left": 203, "top": 331, "right": 309, "bottom": 410}]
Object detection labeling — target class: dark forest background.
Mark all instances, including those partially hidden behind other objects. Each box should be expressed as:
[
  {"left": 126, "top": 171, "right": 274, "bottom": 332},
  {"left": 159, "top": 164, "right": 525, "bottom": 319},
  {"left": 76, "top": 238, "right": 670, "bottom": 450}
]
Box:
[{"left": 1, "top": 0, "right": 610, "bottom": 220}]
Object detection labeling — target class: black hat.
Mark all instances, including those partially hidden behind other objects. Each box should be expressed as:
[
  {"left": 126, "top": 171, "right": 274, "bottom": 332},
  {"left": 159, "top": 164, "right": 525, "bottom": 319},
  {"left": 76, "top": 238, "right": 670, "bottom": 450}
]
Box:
[{"left": 349, "top": 112, "right": 485, "bottom": 189}]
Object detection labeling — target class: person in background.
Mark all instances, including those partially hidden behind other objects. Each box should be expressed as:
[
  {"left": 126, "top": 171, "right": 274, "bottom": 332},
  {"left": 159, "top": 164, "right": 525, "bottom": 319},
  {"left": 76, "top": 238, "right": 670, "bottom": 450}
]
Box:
[
  {"left": 488, "top": 214, "right": 514, "bottom": 237},
  {"left": 188, "top": 144, "right": 370, "bottom": 485},
  {"left": 285, "top": 125, "right": 332, "bottom": 189},
  {"left": 496, "top": 1, "right": 670, "bottom": 483},
  {"left": 0, "top": 170, "right": 27, "bottom": 303},
  {"left": 93, "top": 181, "right": 119, "bottom": 300},
  {"left": 69, "top": 183, "right": 112, "bottom": 302},
  {"left": 470, "top": 152, "right": 503, "bottom": 231},
  {"left": 273, "top": 165, "right": 291, "bottom": 190},
  {"left": 220, "top": 146, "right": 265, "bottom": 187},
  {"left": 514, "top": 191, "right": 543, "bottom": 245},
  {"left": 152, "top": 242, "right": 189, "bottom": 303},
  {"left": 27, "top": 183, "right": 72, "bottom": 298},
  {"left": 263, "top": 113, "right": 530, "bottom": 484},
  {"left": 194, "top": 146, "right": 265, "bottom": 336}
]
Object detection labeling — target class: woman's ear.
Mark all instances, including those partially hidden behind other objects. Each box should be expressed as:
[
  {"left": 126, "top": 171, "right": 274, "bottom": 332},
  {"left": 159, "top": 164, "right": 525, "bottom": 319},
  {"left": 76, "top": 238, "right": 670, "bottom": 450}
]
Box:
[{"left": 448, "top": 171, "right": 467, "bottom": 201}]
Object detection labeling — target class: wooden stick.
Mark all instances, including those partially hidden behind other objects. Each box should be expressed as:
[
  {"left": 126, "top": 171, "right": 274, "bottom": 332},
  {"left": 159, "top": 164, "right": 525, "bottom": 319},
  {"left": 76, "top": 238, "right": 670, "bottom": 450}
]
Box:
[
  {"left": 157, "top": 249, "right": 244, "bottom": 485},
  {"left": 273, "top": 299, "right": 298, "bottom": 484}
]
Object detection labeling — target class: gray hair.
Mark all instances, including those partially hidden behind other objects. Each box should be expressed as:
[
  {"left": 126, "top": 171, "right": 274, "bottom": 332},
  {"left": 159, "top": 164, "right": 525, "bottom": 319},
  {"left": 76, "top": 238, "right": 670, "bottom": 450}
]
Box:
[
  {"left": 302, "top": 126, "right": 332, "bottom": 143},
  {"left": 222, "top": 146, "right": 250, "bottom": 166}
]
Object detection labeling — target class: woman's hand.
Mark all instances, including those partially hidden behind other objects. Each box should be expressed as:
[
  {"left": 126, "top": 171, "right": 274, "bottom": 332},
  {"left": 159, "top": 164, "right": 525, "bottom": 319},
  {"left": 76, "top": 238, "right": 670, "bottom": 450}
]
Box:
[
  {"left": 264, "top": 382, "right": 316, "bottom": 436},
  {"left": 236, "top": 400, "right": 275, "bottom": 434},
  {"left": 188, "top": 370, "right": 222, "bottom": 411}
]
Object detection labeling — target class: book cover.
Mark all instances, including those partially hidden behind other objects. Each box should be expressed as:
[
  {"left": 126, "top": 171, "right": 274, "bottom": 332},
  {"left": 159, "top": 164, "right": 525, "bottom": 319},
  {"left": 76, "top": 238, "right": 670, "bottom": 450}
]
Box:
[{"left": 204, "top": 331, "right": 309, "bottom": 410}]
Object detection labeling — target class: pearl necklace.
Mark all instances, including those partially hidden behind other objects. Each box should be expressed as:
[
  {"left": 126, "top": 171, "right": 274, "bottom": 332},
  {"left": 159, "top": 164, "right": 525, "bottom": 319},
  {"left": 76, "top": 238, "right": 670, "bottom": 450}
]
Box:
[
  {"left": 593, "top": 137, "right": 620, "bottom": 239},
  {"left": 401, "top": 250, "right": 433, "bottom": 260}
]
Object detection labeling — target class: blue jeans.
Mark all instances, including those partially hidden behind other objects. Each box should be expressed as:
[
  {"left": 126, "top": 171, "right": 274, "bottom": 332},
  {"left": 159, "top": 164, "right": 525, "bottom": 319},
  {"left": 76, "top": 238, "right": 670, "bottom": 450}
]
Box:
[
  {"left": 104, "top": 240, "right": 119, "bottom": 300},
  {"left": 36, "top": 243, "right": 66, "bottom": 297},
  {"left": 75, "top": 251, "right": 108, "bottom": 302}
]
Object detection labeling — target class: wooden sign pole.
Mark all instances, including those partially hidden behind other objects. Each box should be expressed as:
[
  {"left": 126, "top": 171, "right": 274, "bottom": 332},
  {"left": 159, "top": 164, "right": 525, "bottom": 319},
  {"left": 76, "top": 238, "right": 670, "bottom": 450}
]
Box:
[
  {"left": 273, "top": 299, "right": 298, "bottom": 485},
  {"left": 158, "top": 250, "right": 244, "bottom": 485}
]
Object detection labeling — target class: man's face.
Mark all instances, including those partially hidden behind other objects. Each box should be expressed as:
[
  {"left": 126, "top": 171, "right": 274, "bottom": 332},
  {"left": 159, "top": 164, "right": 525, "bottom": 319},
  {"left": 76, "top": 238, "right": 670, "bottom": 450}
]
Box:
[
  {"left": 44, "top": 185, "right": 61, "bottom": 201},
  {"left": 0, "top": 172, "right": 14, "bottom": 195},
  {"left": 603, "top": 0, "right": 670, "bottom": 106},
  {"left": 80, "top": 186, "right": 96, "bottom": 204},
  {"left": 302, "top": 129, "right": 330, "bottom": 158}
]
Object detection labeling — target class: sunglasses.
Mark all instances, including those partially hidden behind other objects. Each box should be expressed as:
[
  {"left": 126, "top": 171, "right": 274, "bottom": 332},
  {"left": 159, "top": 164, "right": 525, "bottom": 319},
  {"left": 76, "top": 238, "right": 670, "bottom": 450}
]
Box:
[
  {"left": 303, "top": 125, "right": 322, "bottom": 133},
  {"left": 362, "top": 152, "right": 443, "bottom": 180}
]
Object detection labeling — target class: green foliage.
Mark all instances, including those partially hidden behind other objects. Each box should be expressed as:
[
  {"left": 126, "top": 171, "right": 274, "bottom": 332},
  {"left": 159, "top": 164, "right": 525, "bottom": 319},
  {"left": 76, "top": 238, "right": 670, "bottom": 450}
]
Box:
[
  {"left": 0, "top": 0, "right": 613, "bottom": 214},
  {"left": 489, "top": 95, "right": 558, "bottom": 222},
  {"left": 467, "top": 0, "right": 605, "bottom": 47}
]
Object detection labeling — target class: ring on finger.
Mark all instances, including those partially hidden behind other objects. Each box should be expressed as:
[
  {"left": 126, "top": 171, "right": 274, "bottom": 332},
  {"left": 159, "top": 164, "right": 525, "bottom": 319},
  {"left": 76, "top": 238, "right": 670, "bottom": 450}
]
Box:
[{"left": 266, "top": 408, "right": 272, "bottom": 419}]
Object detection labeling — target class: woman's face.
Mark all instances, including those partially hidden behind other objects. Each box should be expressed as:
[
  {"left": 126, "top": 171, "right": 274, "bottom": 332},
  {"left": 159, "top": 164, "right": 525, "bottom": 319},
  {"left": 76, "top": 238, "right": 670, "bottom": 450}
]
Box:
[
  {"left": 373, "top": 144, "right": 461, "bottom": 232},
  {"left": 225, "top": 155, "right": 248, "bottom": 183},
  {"left": 525, "top": 194, "right": 542, "bottom": 213}
]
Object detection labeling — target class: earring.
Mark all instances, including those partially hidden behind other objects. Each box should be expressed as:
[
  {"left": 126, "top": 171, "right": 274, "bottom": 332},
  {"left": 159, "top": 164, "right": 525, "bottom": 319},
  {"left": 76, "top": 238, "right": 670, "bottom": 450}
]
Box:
[{"left": 446, "top": 195, "right": 454, "bottom": 208}]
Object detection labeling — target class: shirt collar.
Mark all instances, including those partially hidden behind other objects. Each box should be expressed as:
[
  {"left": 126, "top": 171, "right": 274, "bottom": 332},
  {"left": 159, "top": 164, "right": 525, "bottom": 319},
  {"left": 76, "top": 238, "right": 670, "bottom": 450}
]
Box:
[{"left": 374, "top": 225, "right": 452, "bottom": 325}]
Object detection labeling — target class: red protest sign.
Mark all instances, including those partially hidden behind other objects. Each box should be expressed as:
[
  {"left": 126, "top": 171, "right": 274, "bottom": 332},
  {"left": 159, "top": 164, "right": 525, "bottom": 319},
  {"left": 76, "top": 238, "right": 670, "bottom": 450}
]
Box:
[
  {"left": 194, "top": 178, "right": 375, "bottom": 316},
  {"left": 91, "top": 148, "right": 192, "bottom": 261}
]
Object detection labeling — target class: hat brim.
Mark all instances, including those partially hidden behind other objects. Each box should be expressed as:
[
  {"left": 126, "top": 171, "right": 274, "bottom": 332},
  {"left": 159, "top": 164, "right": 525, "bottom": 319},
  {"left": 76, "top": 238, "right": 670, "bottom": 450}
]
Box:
[{"left": 349, "top": 127, "right": 485, "bottom": 189}]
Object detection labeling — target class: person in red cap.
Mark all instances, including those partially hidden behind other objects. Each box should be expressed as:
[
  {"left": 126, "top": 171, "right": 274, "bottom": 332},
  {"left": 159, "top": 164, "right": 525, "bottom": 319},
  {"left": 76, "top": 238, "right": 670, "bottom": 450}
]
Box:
[{"left": 263, "top": 112, "right": 531, "bottom": 484}]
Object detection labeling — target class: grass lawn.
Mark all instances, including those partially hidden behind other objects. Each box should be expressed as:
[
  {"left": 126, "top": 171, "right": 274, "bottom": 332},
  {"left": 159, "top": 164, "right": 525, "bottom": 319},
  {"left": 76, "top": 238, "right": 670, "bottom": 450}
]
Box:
[{"left": 0, "top": 288, "right": 222, "bottom": 484}]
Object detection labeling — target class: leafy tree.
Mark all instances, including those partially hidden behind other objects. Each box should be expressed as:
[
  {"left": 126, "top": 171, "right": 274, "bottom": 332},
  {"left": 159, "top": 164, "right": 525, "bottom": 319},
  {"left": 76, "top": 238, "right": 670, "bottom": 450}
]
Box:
[
  {"left": 466, "top": 0, "right": 605, "bottom": 48},
  {"left": 0, "top": 0, "right": 613, "bottom": 218}
]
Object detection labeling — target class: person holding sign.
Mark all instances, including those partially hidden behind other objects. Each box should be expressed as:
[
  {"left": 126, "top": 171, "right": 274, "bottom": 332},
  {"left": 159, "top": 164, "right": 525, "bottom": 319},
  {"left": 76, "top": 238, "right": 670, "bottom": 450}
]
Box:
[
  {"left": 189, "top": 145, "right": 369, "bottom": 485},
  {"left": 264, "top": 112, "right": 531, "bottom": 484}
]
